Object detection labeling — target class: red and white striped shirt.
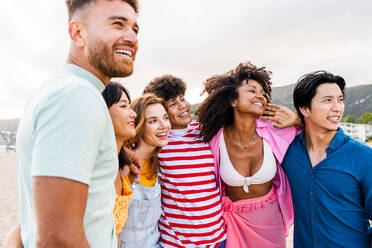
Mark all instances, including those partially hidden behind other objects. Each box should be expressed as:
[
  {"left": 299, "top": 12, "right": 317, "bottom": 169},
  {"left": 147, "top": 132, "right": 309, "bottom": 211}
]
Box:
[{"left": 158, "top": 122, "right": 226, "bottom": 248}]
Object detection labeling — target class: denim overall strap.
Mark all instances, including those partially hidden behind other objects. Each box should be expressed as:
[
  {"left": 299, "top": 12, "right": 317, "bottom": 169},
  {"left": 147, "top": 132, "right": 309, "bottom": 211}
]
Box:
[{"left": 118, "top": 177, "right": 162, "bottom": 248}]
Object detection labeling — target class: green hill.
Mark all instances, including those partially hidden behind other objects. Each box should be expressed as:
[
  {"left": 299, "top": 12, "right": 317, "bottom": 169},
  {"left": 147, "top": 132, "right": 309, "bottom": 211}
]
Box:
[
  {"left": 271, "top": 84, "right": 372, "bottom": 121},
  {"left": 191, "top": 84, "right": 372, "bottom": 121},
  {"left": 1, "top": 84, "right": 371, "bottom": 130}
]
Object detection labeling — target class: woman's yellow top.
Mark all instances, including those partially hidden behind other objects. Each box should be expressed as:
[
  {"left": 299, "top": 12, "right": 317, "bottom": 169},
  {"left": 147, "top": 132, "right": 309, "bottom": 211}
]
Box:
[
  {"left": 114, "top": 160, "right": 157, "bottom": 237},
  {"left": 124, "top": 160, "right": 157, "bottom": 187}
]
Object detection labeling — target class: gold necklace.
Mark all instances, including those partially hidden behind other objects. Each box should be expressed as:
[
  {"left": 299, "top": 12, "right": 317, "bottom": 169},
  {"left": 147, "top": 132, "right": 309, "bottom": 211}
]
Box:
[{"left": 230, "top": 132, "right": 258, "bottom": 149}]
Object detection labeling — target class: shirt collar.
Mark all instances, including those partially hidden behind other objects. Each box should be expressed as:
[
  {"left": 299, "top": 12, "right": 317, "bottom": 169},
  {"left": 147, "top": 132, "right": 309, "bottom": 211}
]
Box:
[
  {"left": 170, "top": 126, "right": 190, "bottom": 136},
  {"left": 299, "top": 127, "right": 349, "bottom": 153},
  {"left": 62, "top": 63, "right": 105, "bottom": 93},
  {"left": 298, "top": 131, "right": 306, "bottom": 146},
  {"left": 326, "top": 128, "right": 348, "bottom": 153},
  {"left": 256, "top": 118, "right": 272, "bottom": 128}
]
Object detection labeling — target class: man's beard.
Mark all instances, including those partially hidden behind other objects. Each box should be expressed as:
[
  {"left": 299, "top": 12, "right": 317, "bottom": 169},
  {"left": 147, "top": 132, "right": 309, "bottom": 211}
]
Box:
[{"left": 88, "top": 39, "right": 134, "bottom": 78}]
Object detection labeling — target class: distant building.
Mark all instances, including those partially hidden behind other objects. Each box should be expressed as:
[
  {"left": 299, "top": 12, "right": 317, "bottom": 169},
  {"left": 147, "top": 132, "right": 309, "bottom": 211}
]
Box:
[
  {"left": 0, "top": 131, "right": 17, "bottom": 153},
  {"left": 340, "top": 123, "right": 372, "bottom": 144},
  {"left": 6, "top": 144, "right": 16, "bottom": 152}
]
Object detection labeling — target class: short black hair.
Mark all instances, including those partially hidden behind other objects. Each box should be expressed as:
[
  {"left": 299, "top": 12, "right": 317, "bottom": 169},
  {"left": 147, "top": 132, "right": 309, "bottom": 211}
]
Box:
[
  {"left": 143, "top": 74, "right": 186, "bottom": 101},
  {"left": 65, "top": 0, "right": 139, "bottom": 21},
  {"left": 293, "top": 70, "right": 345, "bottom": 124}
]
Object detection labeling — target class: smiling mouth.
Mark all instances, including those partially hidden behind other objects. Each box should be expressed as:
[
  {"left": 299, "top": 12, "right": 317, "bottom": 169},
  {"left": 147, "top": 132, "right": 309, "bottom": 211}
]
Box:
[
  {"left": 156, "top": 131, "right": 168, "bottom": 138},
  {"left": 128, "top": 121, "right": 135, "bottom": 127},
  {"left": 115, "top": 49, "right": 132, "bottom": 58},
  {"left": 252, "top": 102, "right": 263, "bottom": 107},
  {"left": 327, "top": 116, "right": 340, "bottom": 121},
  {"left": 179, "top": 111, "right": 189, "bottom": 117}
]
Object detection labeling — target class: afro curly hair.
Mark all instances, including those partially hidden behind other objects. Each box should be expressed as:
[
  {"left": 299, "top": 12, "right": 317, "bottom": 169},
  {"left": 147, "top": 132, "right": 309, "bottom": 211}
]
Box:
[
  {"left": 197, "top": 62, "right": 272, "bottom": 142},
  {"left": 143, "top": 74, "right": 186, "bottom": 102}
]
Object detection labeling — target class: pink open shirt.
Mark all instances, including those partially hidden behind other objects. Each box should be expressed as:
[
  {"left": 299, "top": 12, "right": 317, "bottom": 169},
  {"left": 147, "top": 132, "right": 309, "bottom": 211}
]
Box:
[{"left": 209, "top": 119, "right": 301, "bottom": 236}]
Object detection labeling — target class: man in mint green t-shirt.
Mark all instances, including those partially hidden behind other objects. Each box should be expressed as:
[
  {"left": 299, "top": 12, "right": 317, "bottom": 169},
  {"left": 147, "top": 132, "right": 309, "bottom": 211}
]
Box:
[{"left": 16, "top": 1, "right": 139, "bottom": 247}]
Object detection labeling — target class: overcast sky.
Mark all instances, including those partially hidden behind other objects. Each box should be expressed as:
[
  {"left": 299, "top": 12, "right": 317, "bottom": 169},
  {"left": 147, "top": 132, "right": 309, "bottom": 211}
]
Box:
[{"left": 1, "top": 0, "right": 371, "bottom": 118}]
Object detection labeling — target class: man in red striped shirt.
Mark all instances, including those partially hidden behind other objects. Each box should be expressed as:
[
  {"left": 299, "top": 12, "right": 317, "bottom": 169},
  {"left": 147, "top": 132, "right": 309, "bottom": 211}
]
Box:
[{"left": 143, "top": 75, "right": 226, "bottom": 248}]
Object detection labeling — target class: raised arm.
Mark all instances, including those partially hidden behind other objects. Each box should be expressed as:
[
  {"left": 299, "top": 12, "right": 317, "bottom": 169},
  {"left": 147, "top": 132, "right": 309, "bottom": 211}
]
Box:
[
  {"left": 33, "top": 176, "right": 90, "bottom": 248},
  {"left": 261, "top": 103, "right": 302, "bottom": 128}
]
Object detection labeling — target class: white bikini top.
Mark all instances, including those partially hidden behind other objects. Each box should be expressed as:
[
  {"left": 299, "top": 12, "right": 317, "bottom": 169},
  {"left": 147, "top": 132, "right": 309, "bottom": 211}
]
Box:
[{"left": 219, "top": 132, "right": 277, "bottom": 193}]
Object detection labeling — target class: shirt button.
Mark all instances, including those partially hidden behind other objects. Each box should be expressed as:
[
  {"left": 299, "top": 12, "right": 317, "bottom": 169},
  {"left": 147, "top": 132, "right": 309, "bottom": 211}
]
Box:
[
  {"left": 310, "top": 192, "right": 314, "bottom": 195},
  {"left": 312, "top": 217, "right": 316, "bottom": 221},
  {"left": 310, "top": 171, "right": 314, "bottom": 174}
]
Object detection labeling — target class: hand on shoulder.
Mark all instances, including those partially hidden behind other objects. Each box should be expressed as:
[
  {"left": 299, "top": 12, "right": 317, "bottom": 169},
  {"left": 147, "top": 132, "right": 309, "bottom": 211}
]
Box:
[{"left": 260, "top": 103, "right": 302, "bottom": 128}]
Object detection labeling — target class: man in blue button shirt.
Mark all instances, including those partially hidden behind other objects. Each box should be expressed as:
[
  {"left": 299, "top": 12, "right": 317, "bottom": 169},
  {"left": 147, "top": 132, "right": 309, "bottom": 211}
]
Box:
[{"left": 283, "top": 71, "right": 372, "bottom": 248}]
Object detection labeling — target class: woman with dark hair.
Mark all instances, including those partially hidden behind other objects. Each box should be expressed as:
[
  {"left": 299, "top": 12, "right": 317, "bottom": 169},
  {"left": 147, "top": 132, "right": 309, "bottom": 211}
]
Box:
[
  {"left": 197, "top": 62, "right": 301, "bottom": 248},
  {"left": 101, "top": 82, "right": 141, "bottom": 238},
  {"left": 118, "top": 94, "right": 171, "bottom": 248}
]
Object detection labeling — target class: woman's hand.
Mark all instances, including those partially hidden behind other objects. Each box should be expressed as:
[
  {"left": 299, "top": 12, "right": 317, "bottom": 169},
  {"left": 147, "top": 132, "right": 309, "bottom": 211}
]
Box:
[
  {"left": 260, "top": 103, "right": 302, "bottom": 128},
  {"left": 121, "top": 148, "right": 143, "bottom": 183}
]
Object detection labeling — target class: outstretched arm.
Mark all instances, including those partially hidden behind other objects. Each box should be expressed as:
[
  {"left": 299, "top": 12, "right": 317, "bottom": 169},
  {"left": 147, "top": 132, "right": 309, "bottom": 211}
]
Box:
[
  {"left": 261, "top": 103, "right": 302, "bottom": 128},
  {"left": 33, "top": 176, "right": 90, "bottom": 248}
]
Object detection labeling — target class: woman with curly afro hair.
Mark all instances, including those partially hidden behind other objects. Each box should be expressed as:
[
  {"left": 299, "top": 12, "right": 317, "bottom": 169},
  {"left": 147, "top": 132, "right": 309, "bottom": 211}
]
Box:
[{"left": 197, "top": 62, "right": 302, "bottom": 248}]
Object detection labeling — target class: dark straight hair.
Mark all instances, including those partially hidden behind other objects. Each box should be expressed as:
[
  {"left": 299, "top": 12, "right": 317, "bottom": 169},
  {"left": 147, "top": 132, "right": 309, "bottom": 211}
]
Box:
[
  {"left": 102, "top": 82, "right": 132, "bottom": 169},
  {"left": 293, "top": 70, "right": 345, "bottom": 125},
  {"left": 102, "top": 81, "right": 131, "bottom": 108}
]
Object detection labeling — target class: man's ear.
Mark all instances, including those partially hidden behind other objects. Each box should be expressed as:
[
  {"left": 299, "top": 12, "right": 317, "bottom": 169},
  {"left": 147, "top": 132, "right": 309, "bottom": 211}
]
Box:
[
  {"left": 299, "top": 106, "right": 310, "bottom": 119},
  {"left": 68, "top": 21, "right": 85, "bottom": 47}
]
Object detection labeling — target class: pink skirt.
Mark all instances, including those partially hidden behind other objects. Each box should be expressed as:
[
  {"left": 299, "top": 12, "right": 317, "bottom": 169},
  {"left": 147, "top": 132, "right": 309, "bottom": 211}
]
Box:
[{"left": 222, "top": 186, "right": 286, "bottom": 248}]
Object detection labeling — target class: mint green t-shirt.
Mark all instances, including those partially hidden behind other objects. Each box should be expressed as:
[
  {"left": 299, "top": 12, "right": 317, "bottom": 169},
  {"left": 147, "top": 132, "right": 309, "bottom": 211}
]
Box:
[{"left": 16, "top": 64, "right": 117, "bottom": 247}]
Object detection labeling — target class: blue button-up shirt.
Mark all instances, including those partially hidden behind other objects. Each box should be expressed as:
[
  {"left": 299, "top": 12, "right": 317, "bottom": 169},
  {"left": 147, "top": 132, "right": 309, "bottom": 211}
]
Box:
[{"left": 283, "top": 128, "right": 372, "bottom": 248}]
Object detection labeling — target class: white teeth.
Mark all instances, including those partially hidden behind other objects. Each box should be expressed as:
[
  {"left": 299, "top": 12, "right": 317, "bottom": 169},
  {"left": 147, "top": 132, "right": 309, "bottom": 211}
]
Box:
[
  {"left": 116, "top": 50, "right": 132, "bottom": 57},
  {"left": 156, "top": 132, "right": 167, "bottom": 137},
  {"left": 179, "top": 111, "right": 188, "bottom": 117},
  {"left": 253, "top": 103, "right": 263, "bottom": 106},
  {"left": 328, "top": 117, "right": 338, "bottom": 120}
]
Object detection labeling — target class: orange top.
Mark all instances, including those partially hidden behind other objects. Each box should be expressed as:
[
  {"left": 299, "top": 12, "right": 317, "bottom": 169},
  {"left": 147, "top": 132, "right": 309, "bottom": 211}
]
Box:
[{"left": 113, "top": 177, "right": 132, "bottom": 236}]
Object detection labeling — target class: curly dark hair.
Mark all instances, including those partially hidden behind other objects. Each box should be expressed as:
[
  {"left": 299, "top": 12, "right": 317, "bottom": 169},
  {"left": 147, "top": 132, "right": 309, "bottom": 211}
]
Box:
[
  {"left": 197, "top": 62, "right": 272, "bottom": 142},
  {"left": 143, "top": 74, "right": 186, "bottom": 101}
]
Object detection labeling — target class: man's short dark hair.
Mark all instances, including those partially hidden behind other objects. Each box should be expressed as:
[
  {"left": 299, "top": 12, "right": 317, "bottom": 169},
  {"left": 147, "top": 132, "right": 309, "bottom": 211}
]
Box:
[
  {"left": 143, "top": 74, "right": 186, "bottom": 102},
  {"left": 293, "top": 70, "right": 346, "bottom": 124},
  {"left": 65, "top": 0, "right": 139, "bottom": 21}
]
